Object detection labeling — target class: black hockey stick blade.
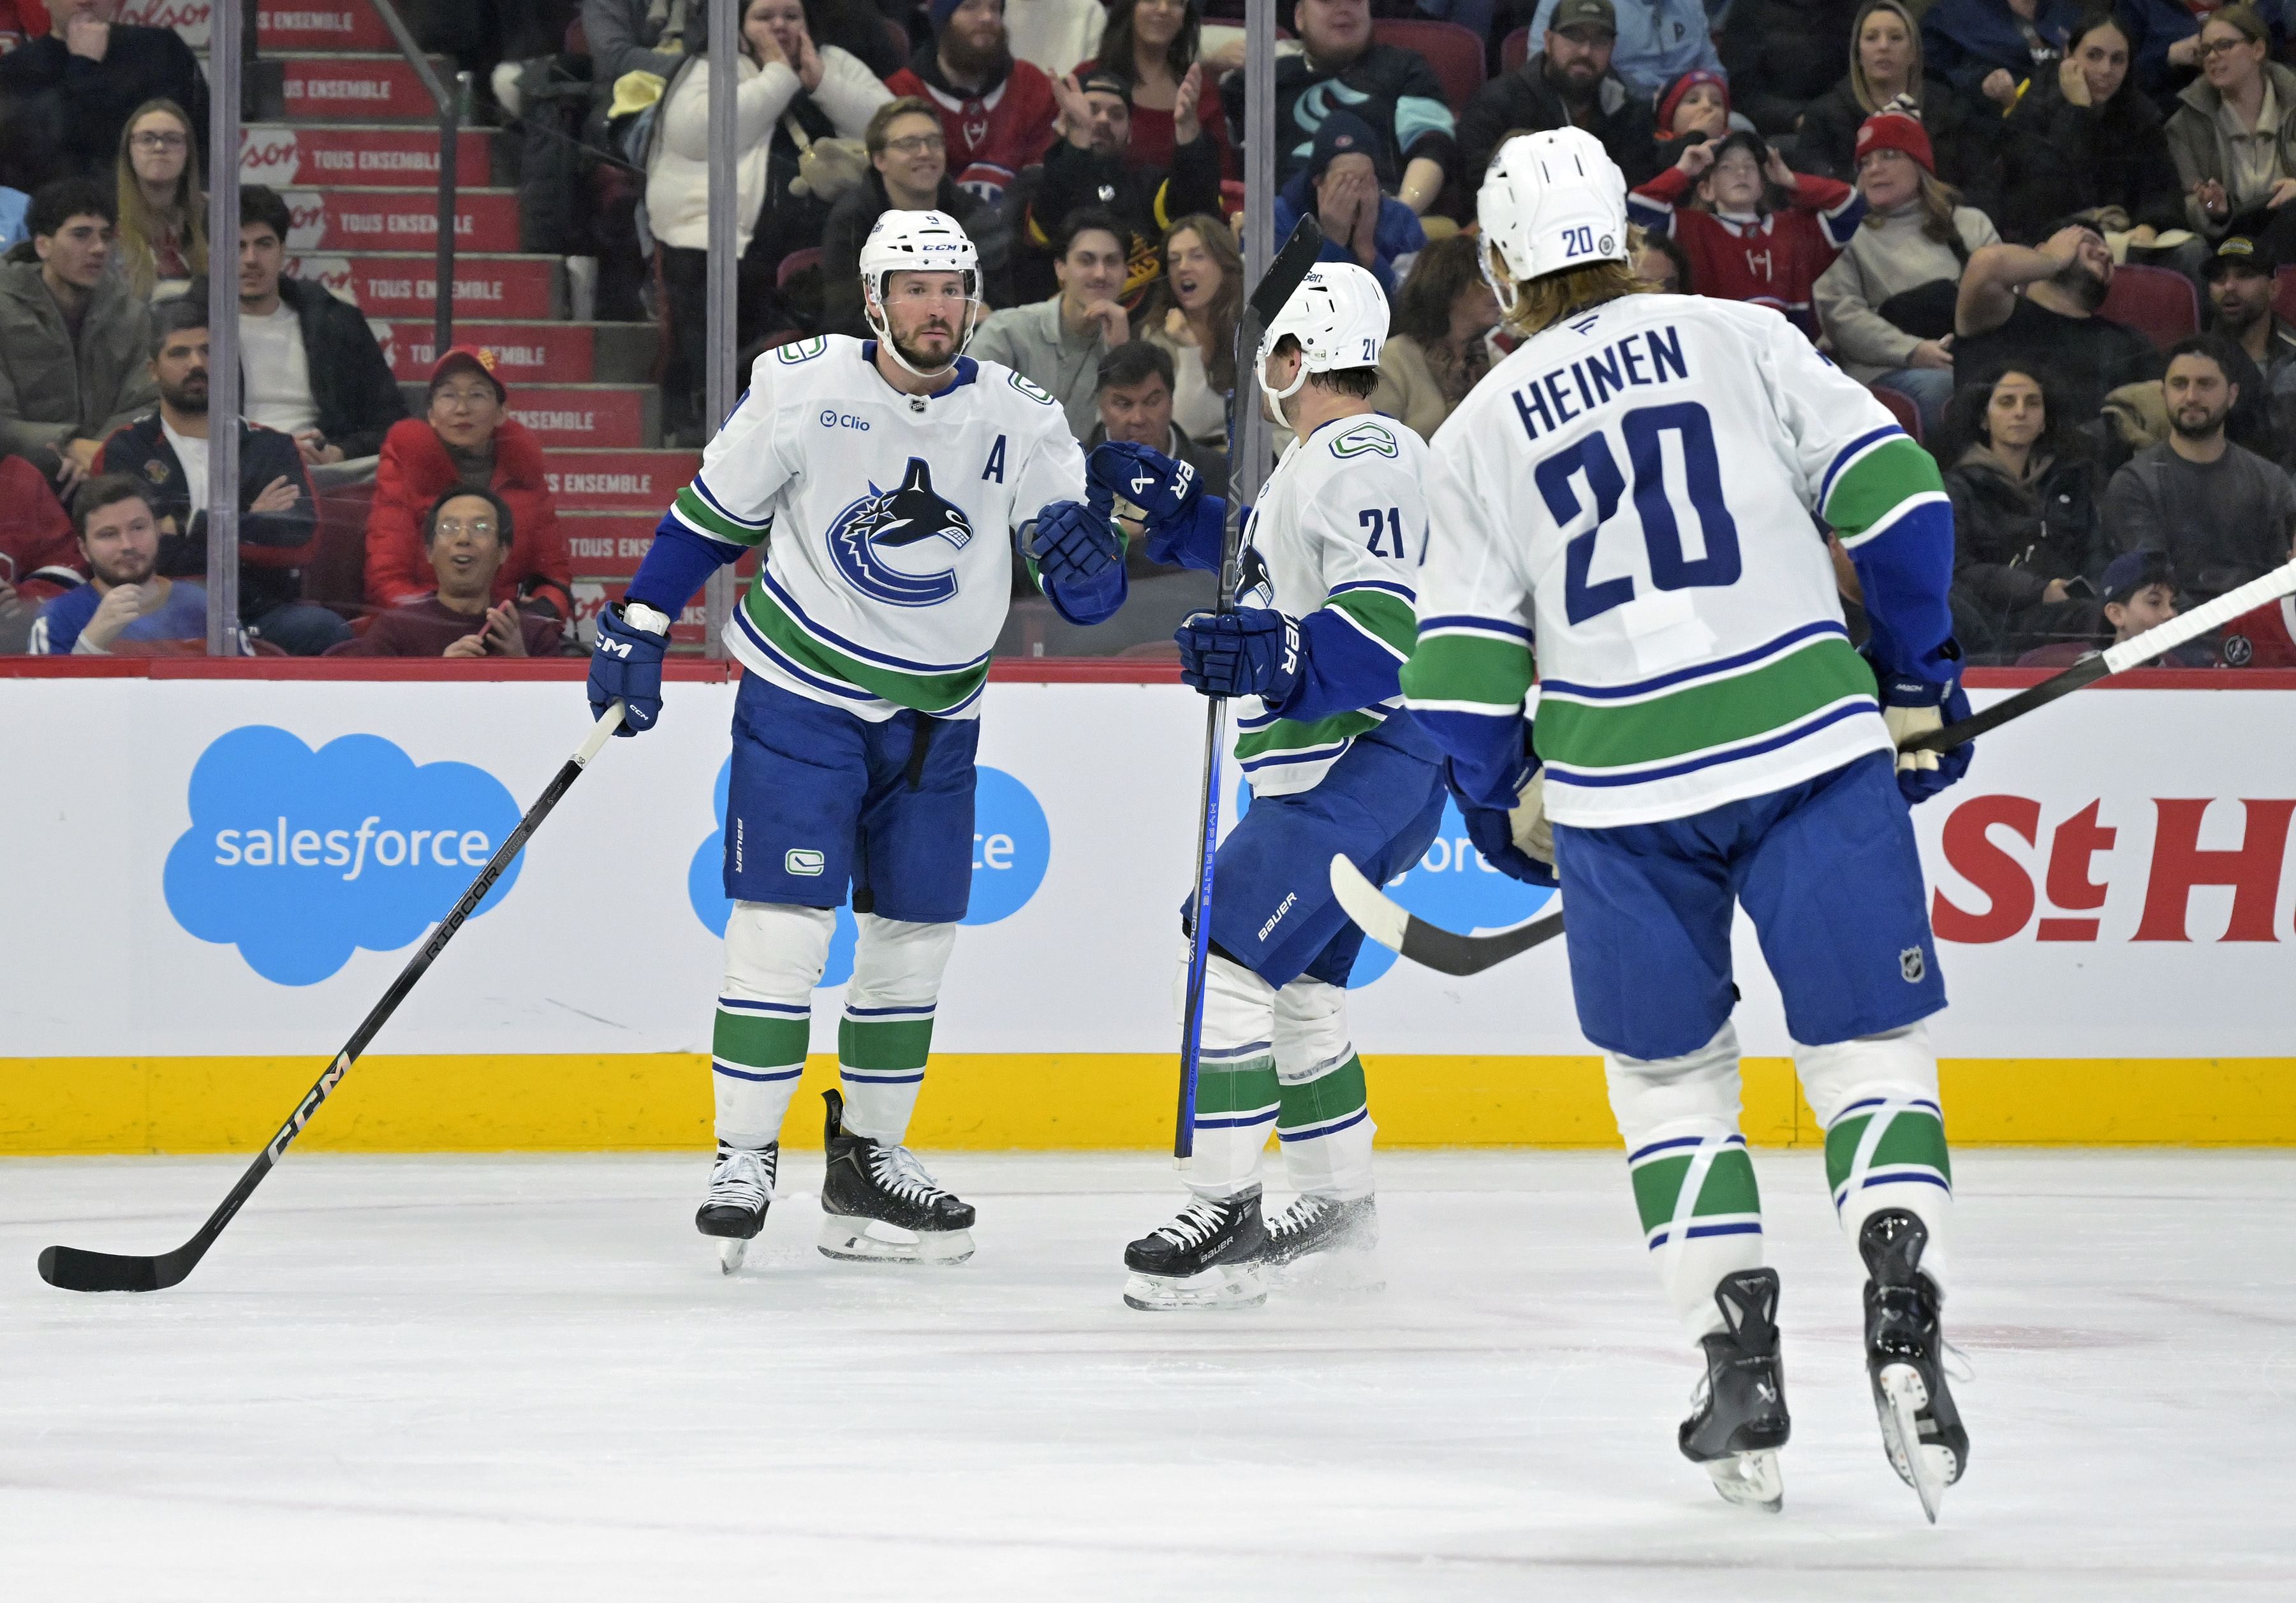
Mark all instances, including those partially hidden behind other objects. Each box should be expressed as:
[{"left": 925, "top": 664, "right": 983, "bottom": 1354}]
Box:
[
  {"left": 1247, "top": 214, "right": 1325, "bottom": 332},
  {"left": 1897, "top": 655, "right": 2107, "bottom": 756},
  {"left": 39, "top": 1241, "right": 178, "bottom": 1293},
  {"left": 1328, "top": 855, "right": 1565, "bottom": 977}
]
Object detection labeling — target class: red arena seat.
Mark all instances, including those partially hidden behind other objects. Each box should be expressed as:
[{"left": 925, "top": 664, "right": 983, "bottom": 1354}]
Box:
[
  {"left": 2098, "top": 263, "right": 2198, "bottom": 351},
  {"left": 777, "top": 247, "right": 823, "bottom": 289},
  {"left": 2274, "top": 265, "right": 2296, "bottom": 325},
  {"left": 1867, "top": 383, "right": 1922, "bottom": 443},
  {"left": 1370, "top": 20, "right": 1486, "bottom": 112},
  {"left": 1501, "top": 26, "right": 1531, "bottom": 75}
]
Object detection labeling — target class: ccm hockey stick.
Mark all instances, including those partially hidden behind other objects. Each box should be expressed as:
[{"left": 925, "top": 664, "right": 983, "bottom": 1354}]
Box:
[
  {"left": 38, "top": 703, "right": 628, "bottom": 1293},
  {"left": 1172, "top": 213, "right": 1325, "bottom": 1160},
  {"left": 1334, "top": 553, "right": 2296, "bottom": 978}
]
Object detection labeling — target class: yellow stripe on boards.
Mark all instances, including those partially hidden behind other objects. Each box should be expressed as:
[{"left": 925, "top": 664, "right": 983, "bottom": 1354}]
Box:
[{"left": 0, "top": 1055, "right": 2291, "bottom": 1154}]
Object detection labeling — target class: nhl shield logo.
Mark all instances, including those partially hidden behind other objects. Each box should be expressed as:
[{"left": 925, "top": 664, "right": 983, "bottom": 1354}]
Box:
[{"left": 1899, "top": 946, "right": 1926, "bottom": 984}]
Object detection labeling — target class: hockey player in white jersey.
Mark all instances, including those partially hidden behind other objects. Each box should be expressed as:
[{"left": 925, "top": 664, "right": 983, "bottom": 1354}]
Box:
[
  {"left": 586, "top": 211, "right": 1130, "bottom": 1271},
  {"left": 1088, "top": 263, "right": 1450, "bottom": 1310},
  {"left": 1402, "top": 131, "right": 1972, "bottom": 1518}
]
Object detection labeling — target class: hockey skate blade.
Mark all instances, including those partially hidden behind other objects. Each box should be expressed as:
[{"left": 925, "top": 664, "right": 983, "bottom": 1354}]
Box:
[
  {"left": 1703, "top": 1450, "right": 1784, "bottom": 1514},
  {"left": 1266, "top": 1248, "right": 1385, "bottom": 1300},
  {"left": 816, "top": 1214, "right": 975, "bottom": 1265},
  {"left": 718, "top": 1236, "right": 749, "bottom": 1275},
  {"left": 1877, "top": 1364, "right": 1952, "bottom": 1523},
  {"left": 1122, "top": 1263, "right": 1267, "bottom": 1312}
]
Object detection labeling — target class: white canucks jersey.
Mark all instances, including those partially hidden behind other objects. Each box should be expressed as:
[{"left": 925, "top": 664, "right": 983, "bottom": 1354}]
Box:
[
  {"left": 1234, "top": 414, "right": 1431, "bottom": 797},
  {"left": 1406, "top": 293, "right": 1942, "bottom": 828},
  {"left": 666, "top": 335, "right": 1087, "bottom": 721}
]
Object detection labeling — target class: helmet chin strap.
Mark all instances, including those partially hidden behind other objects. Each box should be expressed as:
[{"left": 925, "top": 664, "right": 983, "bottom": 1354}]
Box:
[
  {"left": 1256, "top": 342, "right": 1310, "bottom": 428},
  {"left": 866, "top": 281, "right": 983, "bottom": 384}
]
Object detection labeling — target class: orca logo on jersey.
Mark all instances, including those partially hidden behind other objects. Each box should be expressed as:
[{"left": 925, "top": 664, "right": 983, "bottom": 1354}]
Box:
[{"left": 825, "top": 457, "right": 975, "bottom": 608}]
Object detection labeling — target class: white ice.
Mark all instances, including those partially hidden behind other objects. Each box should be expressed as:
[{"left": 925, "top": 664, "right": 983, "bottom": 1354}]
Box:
[{"left": 3, "top": 1150, "right": 2289, "bottom": 1602}]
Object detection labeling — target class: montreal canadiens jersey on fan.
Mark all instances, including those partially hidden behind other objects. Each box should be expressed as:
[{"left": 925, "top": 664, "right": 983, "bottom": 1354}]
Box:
[
  {"left": 666, "top": 335, "right": 1085, "bottom": 721},
  {"left": 1408, "top": 292, "right": 1945, "bottom": 827},
  {"left": 1232, "top": 416, "right": 1436, "bottom": 797}
]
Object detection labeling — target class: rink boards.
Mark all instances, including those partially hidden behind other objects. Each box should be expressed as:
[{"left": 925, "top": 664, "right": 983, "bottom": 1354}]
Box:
[{"left": 3, "top": 664, "right": 2293, "bottom": 1152}]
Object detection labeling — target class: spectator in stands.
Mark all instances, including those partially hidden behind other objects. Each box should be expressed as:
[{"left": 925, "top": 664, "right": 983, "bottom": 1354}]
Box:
[
  {"left": 368, "top": 348, "right": 573, "bottom": 623},
  {"left": 1247, "top": 0, "right": 1453, "bottom": 212},
  {"left": 2202, "top": 231, "right": 2296, "bottom": 444},
  {"left": 2011, "top": 547, "right": 2191, "bottom": 664},
  {"left": 821, "top": 96, "right": 1013, "bottom": 336},
  {"left": 1461, "top": 0, "right": 1661, "bottom": 187},
  {"left": 1937, "top": 365, "right": 2107, "bottom": 659},
  {"left": 335, "top": 489, "right": 576, "bottom": 657},
  {"left": 0, "top": 446, "right": 79, "bottom": 653},
  {"left": 1371, "top": 234, "right": 1495, "bottom": 439},
  {"left": 1813, "top": 111, "right": 1999, "bottom": 434},
  {"left": 1649, "top": 68, "right": 1739, "bottom": 166},
  {"left": 1145, "top": 212, "right": 1238, "bottom": 446},
  {"left": 0, "top": 178, "right": 155, "bottom": 495},
  {"left": 2105, "top": 334, "right": 2296, "bottom": 600},
  {"left": 1956, "top": 221, "right": 2160, "bottom": 421},
  {"left": 2117, "top": 0, "right": 2212, "bottom": 117},
  {"left": 1719, "top": 0, "right": 1861, "bottom": 139},
  {"left": 649, "top": 0, "right": 892, "bottom": 436},
  {"left": 2166, "top": 6, "right": 2296, "bottom": 247},
  {"left": 0, "top": 0, "right": 208, "bottom": 187},
  {"left": 1630, "top": 131, "right": 1862, "bottom": 337},
  {"left": 1088, "top": 339, "right": 1223, "bottom": 488},
  {"left": 973, "top": 207, "right": 1130, "bottom": 439},
  {"left": 1027, "top": 66, "right": 1220, "bottom": 307},
  {"left": 29, "top": 474, "right": 215, "bottom": 654},
  {"left": 1921, "top": 0, "right": 2081, "bottom": 113},
  {"left": 237, "top": 187, "right": 408, "bottom": 467},
  {"left": 112, "top": 98, "right": 201, "bottom": 301},
  {"left": 1082, "top": 0, "right": 1231, "bottom": 176},
  {"left": 94, "top": 300, "right": 344, "bottom": 654},
  {"left": 1633, "top": 230, "right": 1692, "bottom": 289},
  {"left": 583, "top": 0, "right": 691, "bottom": 98},
  {"left": 887, "top": 0, "right": 1059, "bottom": 203},
  {"left": 1519, "top": 0, "right": 1720, "bottom": 101},
  {"left": 1007, "top": 0, "right": 1105, "bottom": 78},
  {"left": 1994, "top": 10, "right": 2185, "bottom": 256},
  {"left": 1273, "top": 110, "right": 1428, "bottom": 297},
  {"left": 1797, "top": 1, "right": 1994, "bottom": 196}
]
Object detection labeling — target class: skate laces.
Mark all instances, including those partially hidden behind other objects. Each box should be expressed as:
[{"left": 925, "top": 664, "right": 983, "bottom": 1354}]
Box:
[
  {"left": 709, "top": 1146, "right": 776, "bottom": 1211},
  {"left": 869, "top": 1143, "right": 953, "bottom": 1208},
  {"left": 1152, "top": 1197, "right": 1232, "bottom": 1248},
  {"left": 1267, "top": 1193, "right": 1332, "bottom": 1241}
]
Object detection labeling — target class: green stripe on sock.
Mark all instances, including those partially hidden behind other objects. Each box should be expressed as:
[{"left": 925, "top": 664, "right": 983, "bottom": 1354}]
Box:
[
  {"left": 1196, "top": 1056, "right": 1279, "bottom": 1116},
  {"left": 1277, "top": 1054, "right": 1368, "bottom": 1131},
  {"left": 1629, "top": 1145, "right": 1763, "bottom": 1234},
  {"left": 839, "top": 1015, "right": 935, "bottom": 1073},
  {"left": 1826, "top": 1108, "right": 1952, "bottom": 1194},
  {"left": 714, "top": 1008, "right": 809, "bottom": 1069}
]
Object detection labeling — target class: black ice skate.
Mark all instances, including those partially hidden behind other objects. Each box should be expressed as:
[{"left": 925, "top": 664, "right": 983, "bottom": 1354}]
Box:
[
  {"left": 1679, "top": 1268, "right": 1792, "bottom": 1512},
  {"left": 1260, "top": 1193, "right": 1383, "bottom": 1293},
  {"left": 1122, "top": 1187, "right": 1269, "bottom": 1310},
  {"left": 1860, "top": 1209, "right": 1968, "bottom": 1523},
  {"left": 816, "top": 1089, "right": 976, "bottom": 1264},
  {"left": 696, "top": 1141, "right": 777, "bottom": 1275}
]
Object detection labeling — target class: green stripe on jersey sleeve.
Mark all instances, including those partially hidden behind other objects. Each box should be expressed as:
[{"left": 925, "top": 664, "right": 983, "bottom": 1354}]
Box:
[
  {"left": 673, "top": 483, "right": 770, "bottom": 546},
  {"left": 1234, "top": 708, "right": 1383, "bottom": 766},
  {"left": 1536, "top": 634, "right": 1876, "bottom": 772},
  {"left": 1400, "top": 628, "right": 1535, "bottom": 714},
  {"left": 742, "top": 583, "right": 989, "bottom": 714},
  {"left": 1328, "top": 589, "right": 1417, "bottom": 657},
  {"left": 1823, "top": 436, "right": 1945, "bottom": 547}
]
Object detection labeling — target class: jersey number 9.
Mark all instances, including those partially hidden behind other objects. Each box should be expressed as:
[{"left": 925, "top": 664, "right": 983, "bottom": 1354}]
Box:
[{"left": 1536, "top": 401, "right": 1743, "bottom": 625}]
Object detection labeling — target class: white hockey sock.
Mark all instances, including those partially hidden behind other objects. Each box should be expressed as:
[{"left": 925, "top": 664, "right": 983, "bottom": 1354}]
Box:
[
  {"left": 713, "top": 902, "right": 834, "bottom": 1148},
  {"left": 1796, "top": 1022, "right": 1954, "bottom": 1294},
  {"left": 1184, "top": 954, "right": 1279, "bottom": 1201},
  {"left": 837, "top": 914, "right": 957, "bottom": 1145},
  {"left": 1272, "top": 977, "right": 1374, "bottom": 1201},
  {"left": 1606, "top": 1022, "right": 1767, "bottom": 1344}
]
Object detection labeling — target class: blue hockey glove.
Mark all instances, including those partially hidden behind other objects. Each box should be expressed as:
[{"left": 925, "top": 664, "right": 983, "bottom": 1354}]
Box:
[
  {"left": 1873, "top": 665, "right": 1974, "bottom": 805},
  {"left": 1087, "top": 439, "right": 1203, "bottom": 528},
  {"left": 1175, "top": 608, "right": 1300, "bottom": 703},
  {"left": 1027, "top": 501, "right": 1124, "bottom": 586},
  {"left": 1446, "top": 758, "right": 1559, "bottom": 888},
  {"left": 589, "top": 600, "right": 668, "bottom": 735}
]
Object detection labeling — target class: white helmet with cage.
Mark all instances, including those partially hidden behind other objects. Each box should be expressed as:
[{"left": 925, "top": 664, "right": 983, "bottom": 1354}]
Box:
[
  {"left": 1255, "top": 261, "right": 1391, "bottom": 419},
  {"left": 860, "top": 209, "right": 984, "bottom": 378},
  {"left": 1476, "top": 128, "right": 1630, "bottom": 314}
]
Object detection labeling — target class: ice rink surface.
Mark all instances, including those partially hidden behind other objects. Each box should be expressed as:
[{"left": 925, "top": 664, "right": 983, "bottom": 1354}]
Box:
[{"left": 3, "top": 1150, "right": 2289, "bottom": 1602}]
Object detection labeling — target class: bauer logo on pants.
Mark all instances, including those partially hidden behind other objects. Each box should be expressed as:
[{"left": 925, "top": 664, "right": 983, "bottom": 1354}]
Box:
[{"left": 163, "top": 727, "right": 524, "bottom": 986}]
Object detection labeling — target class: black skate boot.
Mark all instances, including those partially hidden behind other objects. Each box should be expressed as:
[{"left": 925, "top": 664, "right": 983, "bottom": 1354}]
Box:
[
  {"left": 1679, "top": 1268, "right": 1792, "bottom": 1512},
  {"left": 695, "top": 1141, "right": 777, "bottom": 1275},
  {"left": 1260, "top": 1193, "right": 1383, "bottom": 1293},
  {"left": 816, "top": 1089, "right": 976, "bottom": 1264},
  {"left": 1122, "top": 1187, "right": 1269, "bottom": 1310},
  {"left": 1860, "top": 1209, "right": 1968, "bottom": 1523}
]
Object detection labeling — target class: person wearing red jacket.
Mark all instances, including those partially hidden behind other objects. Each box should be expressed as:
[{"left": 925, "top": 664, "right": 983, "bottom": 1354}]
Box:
[
  {"left": 886, "top": 0, "right": 1058, "bottom": 205},
  {"left": 364, "top": 347, "right": 571, "bottom": 623},
  {"left": 1628, "top": 130, "right": 1865, "bottom": 340},
  {"left": 0, "top": 447, "right": 77, "bottom": 652}
]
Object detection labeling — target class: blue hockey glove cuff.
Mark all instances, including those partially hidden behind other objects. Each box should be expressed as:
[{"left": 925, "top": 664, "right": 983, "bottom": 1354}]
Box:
[
  {"left": 589, "top": 600, "right": 668, "bottom": 735},
  {"left": 1087, "top": 439, "right": 1203, "bottom": 528},
  {"left": 1445, "top": 755, "right": 1558, "bottom": 888},
  {"left": 1175, "top": 608, "right": 1302, "bottom": 703},
  {"left": 1866, "top": 645, "right": 1971, "bottom": 803},
  {"left": 1028, "top": 501, "right": 1125, "bottom": 587}
]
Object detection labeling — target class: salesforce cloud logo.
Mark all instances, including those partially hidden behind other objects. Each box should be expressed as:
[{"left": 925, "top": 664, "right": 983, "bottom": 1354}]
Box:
[
  {"left": 164, "top": 727, "right": 524, "bottom": 986},
  {"left": 689, "top": 758, "right": 1049, "bottom": 984}
]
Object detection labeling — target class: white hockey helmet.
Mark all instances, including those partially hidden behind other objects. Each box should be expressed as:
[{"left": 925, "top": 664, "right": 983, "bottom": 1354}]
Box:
[
  {"left": 860, "top": 208, "right": 984, "bottom": 377},
  {"left": 1476, "top": 129, "right": 1630, "bottom": 310},
  {"left": 1255, "top": 261, "right": 1391, "bottom": 419}
]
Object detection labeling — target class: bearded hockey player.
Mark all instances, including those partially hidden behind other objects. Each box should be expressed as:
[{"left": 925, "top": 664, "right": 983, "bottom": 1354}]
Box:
[
  {"left": 1091, "top": 263, "right": 1448, "bottom": 1311},
  {"left": 586, "top": 211, "right": 1128, "bottom": 1272},
  {"left": 1402, "top": 131, "right": 1973, "bottom": 1519}
]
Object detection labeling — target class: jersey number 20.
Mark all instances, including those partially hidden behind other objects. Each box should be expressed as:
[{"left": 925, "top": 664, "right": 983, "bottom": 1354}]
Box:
[{"left": 1535, "top": 401, "right": 1742, "bottom": 625}]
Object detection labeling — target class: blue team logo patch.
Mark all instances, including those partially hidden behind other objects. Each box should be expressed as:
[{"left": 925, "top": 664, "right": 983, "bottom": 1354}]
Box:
[
  {"left": 691, "top": 760, "right": 1049, "bottom": 986},
  {"left": 825, "top": 456, "right": 975, "bottom": 608},
  {"left": 164, "top": 727, "right": 524, "bottom": 986}
]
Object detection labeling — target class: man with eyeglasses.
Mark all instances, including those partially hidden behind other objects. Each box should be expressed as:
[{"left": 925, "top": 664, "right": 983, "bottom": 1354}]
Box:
[
  {"left": 821, "top": 97, "right": 1013, "bottom": 337},
  {"left": 336, "top": 488, "right": 578, "bottom": 657},
  {"left": 0, "top": 0, "right": 209, "bottom": 184}
]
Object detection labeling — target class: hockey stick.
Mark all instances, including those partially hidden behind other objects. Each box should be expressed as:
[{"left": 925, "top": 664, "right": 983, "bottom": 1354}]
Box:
[
  {"left": 1172, "top": 213, "right": 1325, "bottom": 1161},
  {"left": 38, "top": 702, "right": 629, "bottom": 1293},
  {"left": 1332, "top": 555, "right": 2296, "bottom": 978}
]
